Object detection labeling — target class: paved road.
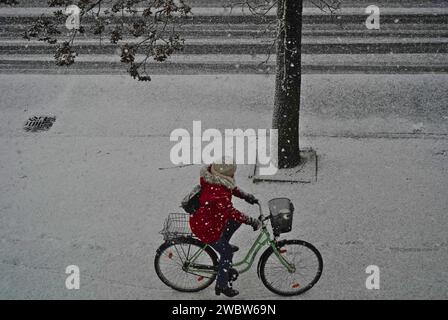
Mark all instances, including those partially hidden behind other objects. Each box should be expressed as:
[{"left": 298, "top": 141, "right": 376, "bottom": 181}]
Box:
[
  {"left": 1, "top": 3, "right": 448, "bottom": 74},
  {"left": 5, "top": 0, "right": 448, "bottom": 8}
]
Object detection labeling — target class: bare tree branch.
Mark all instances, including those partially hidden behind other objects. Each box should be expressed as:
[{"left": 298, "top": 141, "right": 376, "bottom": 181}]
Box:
[
  {"left": 21, "top": 0, "right": 341, "bottom": 80},
  {"left": 23, "top": 0, "right": 192, "bottom": 81}
]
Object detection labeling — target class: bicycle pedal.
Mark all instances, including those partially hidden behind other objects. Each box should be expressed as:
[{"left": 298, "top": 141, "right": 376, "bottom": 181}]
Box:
[{"left": 229, "top": 268, "right": 239, "bottom": 281}]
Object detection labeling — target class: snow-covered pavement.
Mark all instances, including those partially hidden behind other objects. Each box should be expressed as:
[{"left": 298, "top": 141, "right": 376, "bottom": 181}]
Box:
[{"left": 0, "top": 74, "right": 447, "bottom": 299}]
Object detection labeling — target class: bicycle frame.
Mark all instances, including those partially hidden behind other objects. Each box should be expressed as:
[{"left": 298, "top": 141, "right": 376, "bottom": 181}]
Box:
[{"left": 185, "top": 203, "right": 296, "bottom": 276}]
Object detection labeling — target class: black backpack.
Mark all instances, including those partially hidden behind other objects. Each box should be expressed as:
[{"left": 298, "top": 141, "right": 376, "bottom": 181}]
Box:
[{"left": 181, "top": 184, "right": 201, "bottom": 214}]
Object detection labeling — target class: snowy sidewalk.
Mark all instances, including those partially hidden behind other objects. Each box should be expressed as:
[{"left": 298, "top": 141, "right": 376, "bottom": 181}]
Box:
[
  {"left": 0, "top": 74, "right": 447, "bottom": 299},
  {"left": 1, "top": 136, "right": 447, "bottom": 299},
  {"left": 1, "top": 74, "right": 446, "bottom": 137}
]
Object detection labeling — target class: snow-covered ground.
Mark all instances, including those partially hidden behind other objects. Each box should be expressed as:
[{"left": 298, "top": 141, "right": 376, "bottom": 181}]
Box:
[{"left": 0, "top": 74, "right": 447, "bottom": 299}]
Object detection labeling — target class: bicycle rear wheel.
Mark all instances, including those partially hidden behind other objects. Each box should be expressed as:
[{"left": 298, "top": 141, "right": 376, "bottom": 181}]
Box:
[
  {"left": 258, "top": 239, "right": 323, "bottom": 296},
  {"left": 154, "top": 237, "right": 218, "bottom": 292}
]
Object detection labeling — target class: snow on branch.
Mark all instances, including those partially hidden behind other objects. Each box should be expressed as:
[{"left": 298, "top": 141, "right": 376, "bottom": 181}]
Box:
[{"left": 23, "top": 0, "right": 193, "bottom": 81}]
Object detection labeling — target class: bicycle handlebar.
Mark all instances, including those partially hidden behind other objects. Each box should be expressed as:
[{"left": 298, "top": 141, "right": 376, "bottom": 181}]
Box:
[
  {"left": 256, "top": 201, "right": 263, "bottom": 218},
  {"left": 255, "top": 201, "right": 270, "bottom": 222}
]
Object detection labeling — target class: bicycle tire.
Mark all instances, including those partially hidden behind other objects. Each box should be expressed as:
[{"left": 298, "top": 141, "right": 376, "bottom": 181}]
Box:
[
  {"left": 258, "top": 239, "right": 323, "bottom": 296},
  {"left": 154, "top": 236, "right": 218, "bottom": 292}
]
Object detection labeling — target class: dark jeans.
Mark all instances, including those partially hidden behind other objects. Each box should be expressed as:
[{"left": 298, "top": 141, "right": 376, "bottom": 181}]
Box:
[{"left": 211, "top": 220, "right": 241, "bottom": 288}]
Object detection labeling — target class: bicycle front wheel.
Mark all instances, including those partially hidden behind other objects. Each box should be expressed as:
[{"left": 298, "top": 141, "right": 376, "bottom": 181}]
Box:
[
  {"left": 259, "top": 240, "right": 323, "bottom": 296},
  {"left": 154, "top": 237, "right": 218, "bottom": 292}
]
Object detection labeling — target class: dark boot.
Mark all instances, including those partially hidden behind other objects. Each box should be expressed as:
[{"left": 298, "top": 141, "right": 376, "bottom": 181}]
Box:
[
  {"left": 230, "top": 245, "right": 239, "bottom": 252},
  {"left": 215, "top": 285, "right": 239, "bottom": 297}
]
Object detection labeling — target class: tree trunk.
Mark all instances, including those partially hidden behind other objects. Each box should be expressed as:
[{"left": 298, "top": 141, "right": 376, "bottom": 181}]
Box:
[{"left": 272, "top": 0, "right": 303, "bottom": 168}]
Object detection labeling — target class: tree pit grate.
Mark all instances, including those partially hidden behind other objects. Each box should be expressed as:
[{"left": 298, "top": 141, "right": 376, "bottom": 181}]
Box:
[{"left": 24, "top": 116, "right": 56, "bottom": 132}]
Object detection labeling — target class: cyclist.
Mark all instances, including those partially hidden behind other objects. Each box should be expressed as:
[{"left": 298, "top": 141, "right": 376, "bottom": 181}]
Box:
[{"left": 189, "top": 159, "right": 261, "bottom": 297}]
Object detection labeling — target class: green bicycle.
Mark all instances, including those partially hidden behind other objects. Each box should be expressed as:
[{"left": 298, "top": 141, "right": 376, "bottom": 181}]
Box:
[{"left": 154, "top": 198, "right": 323, "bottom": 296}]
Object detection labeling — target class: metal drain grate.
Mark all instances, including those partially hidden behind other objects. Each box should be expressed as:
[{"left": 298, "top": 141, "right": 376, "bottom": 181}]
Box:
[{"left": 24, "top": 116, "right": 56, "bottom": 132}]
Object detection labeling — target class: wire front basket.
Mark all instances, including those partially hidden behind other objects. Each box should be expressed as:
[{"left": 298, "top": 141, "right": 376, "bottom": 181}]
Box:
[
  {"left": 160, "top": 213, "right": 193, "bottom": 241},
  {"left": 268, "top": 198, "right": 294, "bottom": 237}
]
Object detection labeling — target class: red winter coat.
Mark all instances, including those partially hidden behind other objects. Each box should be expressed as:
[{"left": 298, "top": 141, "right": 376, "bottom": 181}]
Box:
[{"left": 189, "top": 166, "right": 250, "bottom": 244}]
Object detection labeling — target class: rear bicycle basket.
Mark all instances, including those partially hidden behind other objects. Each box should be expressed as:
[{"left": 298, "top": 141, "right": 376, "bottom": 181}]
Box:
[
  {"left": 268, "top": 198, "right": 295, "bottom": 237},
  {"left": 160, "top": 213, "right": 193, "bottom": 241}
]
